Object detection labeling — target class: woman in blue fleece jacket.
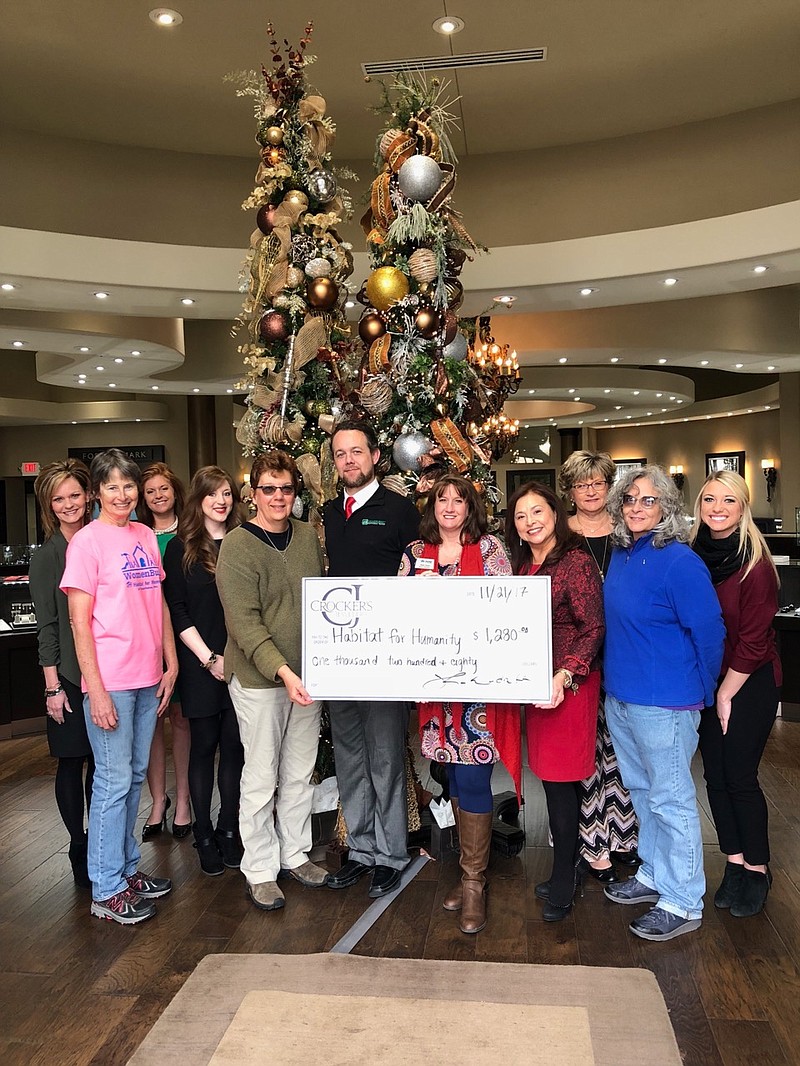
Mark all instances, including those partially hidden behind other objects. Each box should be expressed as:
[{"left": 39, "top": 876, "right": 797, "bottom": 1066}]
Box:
[{"left": 602, "top": 465, "right": 724, "bottom": 943}]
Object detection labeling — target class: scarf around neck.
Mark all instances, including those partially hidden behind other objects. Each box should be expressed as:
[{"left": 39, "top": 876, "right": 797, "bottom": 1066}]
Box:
[{"left": 692, "top": 521, "right": 747, "bottom": 585}]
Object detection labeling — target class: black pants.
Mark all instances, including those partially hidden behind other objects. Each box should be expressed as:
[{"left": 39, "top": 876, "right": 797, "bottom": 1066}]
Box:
[
  {"left": 698, "top": 662, "right": 779, "bottom": 866},
  {"left": 542, "top": 779, "right": 580, "bottom": 906},
  {"left": 188, "top": 705, "right": 244, "bottom": 839}
]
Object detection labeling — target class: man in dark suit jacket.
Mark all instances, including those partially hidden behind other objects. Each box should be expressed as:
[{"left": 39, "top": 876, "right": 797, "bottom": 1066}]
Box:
[{"left": 323, "top": 421, "right": 421, "bottom": 897}]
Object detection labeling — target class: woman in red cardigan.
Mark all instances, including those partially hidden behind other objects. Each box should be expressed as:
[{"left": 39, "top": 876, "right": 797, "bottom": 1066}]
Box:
[
  {"left": 506, "top": 482, "right": 605, "bottom": 921},
  {"left": 691, "top": 470, "right": 781, "bottom": 917},
  {"left": 399, "top": 474, "right": 515, "bottom": 935}
]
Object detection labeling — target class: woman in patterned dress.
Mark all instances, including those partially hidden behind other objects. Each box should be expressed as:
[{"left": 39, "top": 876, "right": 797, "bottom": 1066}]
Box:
[
  {"left": 399, "top": 474, "right": 517, "bottom": 935},
  {"left": 506, "top": 482, "right": 605, "bottom": 921},
  {"left": 559, "top": 451, "right": 639, "bottom": 882}
]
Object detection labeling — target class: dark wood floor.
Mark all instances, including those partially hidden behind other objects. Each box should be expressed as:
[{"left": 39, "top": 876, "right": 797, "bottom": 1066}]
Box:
[{"left": 2, "top": 721, "right": 800, "bottom": 1065}]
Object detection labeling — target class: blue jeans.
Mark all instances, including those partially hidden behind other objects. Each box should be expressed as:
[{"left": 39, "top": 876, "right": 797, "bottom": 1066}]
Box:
[
  {"left": 605, "top": 695, "right": 705, "bottom": 919},
  {"left": 83, "top": 686, "right": 159, "bottom": 900}
]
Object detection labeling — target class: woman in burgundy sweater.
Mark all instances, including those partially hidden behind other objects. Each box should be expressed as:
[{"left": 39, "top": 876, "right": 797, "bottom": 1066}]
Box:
[
  {"left": 506, "top": 483, "right": 605, "bottom": 921},
  {"left": 691, "top": 470, "right": 781, "bottom": 917}
]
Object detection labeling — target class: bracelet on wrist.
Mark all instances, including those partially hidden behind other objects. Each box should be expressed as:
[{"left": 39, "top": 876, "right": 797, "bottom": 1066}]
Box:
[
  {"left": 45, "top": 685, "right": 64, "bottom": 698},
  {"left": 202, "top": 653, "right": 218, "bottom": 671}
]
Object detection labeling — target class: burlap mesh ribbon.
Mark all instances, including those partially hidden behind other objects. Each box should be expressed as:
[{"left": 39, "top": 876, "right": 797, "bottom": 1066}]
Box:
[
  {"left": 431, "top": 417, "right": 473, "bottom": 472},
  {"left": 298, "top": 95, "right": 335, "bottom": 168}
]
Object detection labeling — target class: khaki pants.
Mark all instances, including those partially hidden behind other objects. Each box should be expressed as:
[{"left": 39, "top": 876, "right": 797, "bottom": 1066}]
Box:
[{"left": 229, "top": 675, "right": 321, "bottom": 884}]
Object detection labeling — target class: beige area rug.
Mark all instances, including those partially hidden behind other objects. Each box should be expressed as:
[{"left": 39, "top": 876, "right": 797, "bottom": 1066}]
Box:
[{"left": 128, "top": 954, "right": 682, "bottom": 1066}]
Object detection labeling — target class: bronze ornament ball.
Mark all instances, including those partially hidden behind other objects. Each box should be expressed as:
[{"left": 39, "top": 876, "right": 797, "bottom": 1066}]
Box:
[
  {"left": 259, "top": 310, "right": 290, "bottom": 343},
  {"left": 415, "top": 307, "right": 441, "bottom": 340},
  {"left": 358, "top": 312, "right": 387, "bottom": 344},
  {"left": 284, "top": 189, "right": 309, "bottom": 211},
  {"left": 256, "top": 203, "right": 277, "bottom": 235},
  {"left": 307, "top": 277, "right": 339, "bottom": 311},
  {"left": 265, "top": 125, "right": 285, "bottom": 146},
  {"left": 445, "top": 277, "right": 464, "bottom": 311},
  {"left": 397, "top": 155, "right": 442, "bottom": 203},
  {"left": 365, "top": 266, "right": 409, "bottom": 311}
]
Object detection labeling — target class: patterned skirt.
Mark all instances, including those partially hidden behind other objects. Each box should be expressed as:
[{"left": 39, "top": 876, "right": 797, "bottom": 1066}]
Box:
[
  {"left": 578, "top": 697, "right": 638, "bottom": 858},
  {"left": 420, "top": 702, "right": 499, "bottom": 766}
]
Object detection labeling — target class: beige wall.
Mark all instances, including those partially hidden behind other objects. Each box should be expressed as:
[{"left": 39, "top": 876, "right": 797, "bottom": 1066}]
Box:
[{"left": 2, "top": 99, "right": 799, "bottom": 248}]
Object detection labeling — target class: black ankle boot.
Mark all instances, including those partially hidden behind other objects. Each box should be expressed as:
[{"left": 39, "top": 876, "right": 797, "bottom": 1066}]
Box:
[
  {"left": 68, "top": 834, "right": 90, "bottom": 888},
  {"left": 193, "top": 834, "right": 224, "bottom": 876},
  {"left": 730, "top": 868, "right": 772, "bottom": 917},
  {"left": 215, "top": 827, "right": 244, "bottom": 869},
  {"left": 713, "top": 861, "right": 746, "bottom": 909}
]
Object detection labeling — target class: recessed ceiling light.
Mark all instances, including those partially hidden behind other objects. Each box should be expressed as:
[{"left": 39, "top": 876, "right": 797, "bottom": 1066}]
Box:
[
  {"left": 603, "top": 388, "right": 611, "bottom": 394},
  {"left": 493, "top": 294, "right": 515, "bottom": 305},
  {"left": 663, "top": 278, "right": 678, "bottom": 286},
  {"left": 767, "top": 365, "right": 776, "bottom": 371},
  {"left": 662, "top": 408, "right": 667, "bottom": 412},
  {"left": 151, "top": 385, "right": 159, "bottom": 390},
  {"left": 656, "top": 392, "right": 663, "bottom": 398},
  {"left": 647, "top": 411, "right": 652, "bottom": 416},
  {"left": 567, "top": 388, "right": 575, "bottom": 394},
  {"left": 344, "top": 300, "right": 355, "bottom": 309},
  {"left": 104, "top": 419, "right": 109, "bottom": 423},
  {"left": 12, "top": 340, "right": 25, "bottom": 347},
  {"left": 614, "top": 405, "right": 623, "bottom": 410},
  {"left": 578, "top": 420, "right": 584, "bottom": 425},
  {"left": 1, "top": 282, "right": 17, "bottom": 291},
  {"left": 753, "top": 265, "right": 769, "bottom": 274},
  {"left": 527, "top": 389, "right": 536, "bottom": 394},
  {"left": 700, "top": 359, "right": 709, "bottom": 366},
  {"left": 669, "top": 395, "right": 676, "bottom": 400},
  {"left": 149, "top": 7, "right": 183, "bottom": 27},
  {"left": 432, "top": 15, "right": 465, "bottom": 34},
  {"left": 78, "top": 379, "right": 86, "bottom": 384},
  {"left": 108, "top": 383, "right": 116, "bottom": 388},
  {"left": 71, "top": 421, "right": 77, "bottom": 425},
  {"left": 136, "top": 418, "right": 141, "bottom": 422},
  {"left": 130, "top": 350, "right": 141, "bottom": 356},
  {"left": 734, "top": 363, "right": 744, "bottom": 368},
  {"left": 574, "top": 395, "right": 581, "bottom": 401},
  {"left": 626, "top": 415, "right": 632, "bottom": 420},
  {"left": 579, "top": 287, "right": 596, "bottom": 296},
  {"left": 181, "top": 297, "right": 195, "bottom": 306},
  {"left": 226, "top": 388, "right": 234, "bottom": 394},
  {"left": 658, "top": 358, "right": 667, "bottom": 364},
  {"left": 78, "top": 373, "right": 86, "bottom": 379},
  {"left": 677, "top": 399, "right": 684, "bottom": 404},
  {"left": 558, "top": 357, "right": 567, "bottom": 363},
  {"left": 77, "top": 346, "right": 91, "bottom": 353},
  {"left": 93, "top": 291, "right": 109, "bottom": 300},
  {"left": 632, "top": 390, "right": 640, "bottom": 395},
  {"left": 610, "top": 357, "right": 619, "bottom": 363},
  {"left": 114, "top": 357, "right": 124, "bottom": 364},
  {"left": 95, "top": 365, "right": 105, "bottom": 371}
]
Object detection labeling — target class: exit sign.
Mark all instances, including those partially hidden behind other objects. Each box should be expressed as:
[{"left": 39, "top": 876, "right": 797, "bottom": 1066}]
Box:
[{"left": 19, "top": 462, "right": 40, "bottom": 475}]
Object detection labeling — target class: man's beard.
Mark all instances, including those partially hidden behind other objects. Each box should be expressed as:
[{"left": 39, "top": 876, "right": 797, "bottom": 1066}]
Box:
[{"left": 341, "top": 469, "right": 373, "bottom": 490}]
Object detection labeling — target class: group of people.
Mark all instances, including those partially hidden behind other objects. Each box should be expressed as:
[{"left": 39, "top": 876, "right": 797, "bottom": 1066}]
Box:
[{"left": 30, "top": 432, "right": 780, "bottom": 939}]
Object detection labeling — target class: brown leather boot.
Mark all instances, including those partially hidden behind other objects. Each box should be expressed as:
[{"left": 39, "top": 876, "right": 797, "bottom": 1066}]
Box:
[
  {"left": 442, "top": 797, "right": 462, "bottom": 911},
  {"left": 458, "top": 810, "right": 493, "bottom": 934}
]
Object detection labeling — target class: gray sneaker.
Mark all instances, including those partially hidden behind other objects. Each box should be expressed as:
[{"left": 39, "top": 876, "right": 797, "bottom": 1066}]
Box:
[
  {"left": 91, "top": 887, "right": 156, "bottom": 924},
  {"left": 604, "top": 877, "right": 660, "bottom": 905},
  {"left": 629, "top": 906, "right": 701, "bottom": 941}
]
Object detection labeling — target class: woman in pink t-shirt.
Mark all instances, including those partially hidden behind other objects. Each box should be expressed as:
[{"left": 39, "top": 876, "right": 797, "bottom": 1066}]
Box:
[{"left": 61, "top": 448, "right": 178, "bottom": 925}]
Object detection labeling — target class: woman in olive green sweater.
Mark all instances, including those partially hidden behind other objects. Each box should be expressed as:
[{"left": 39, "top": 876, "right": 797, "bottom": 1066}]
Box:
[{"left": 216, "top": 451, "right": 328, "bottom": 912}]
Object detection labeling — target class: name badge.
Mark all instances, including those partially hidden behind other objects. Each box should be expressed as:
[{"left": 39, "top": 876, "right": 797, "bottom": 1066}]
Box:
[{"left": 416, "top": 557, "right": 435, "bottom": 571}]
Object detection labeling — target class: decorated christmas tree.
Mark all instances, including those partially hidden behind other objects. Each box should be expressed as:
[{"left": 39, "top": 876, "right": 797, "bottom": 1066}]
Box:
[{"left": 232, "top": 29, "right": 520, "bottom": 517}]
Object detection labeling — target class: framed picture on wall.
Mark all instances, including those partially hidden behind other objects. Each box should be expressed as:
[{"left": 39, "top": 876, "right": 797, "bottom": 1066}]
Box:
[
  {"left": 613, "top": 457, "right": 646, "bottom": 482},
  {"left": 705, "top": 451, "right": 745, "bottom": 477},
  {"left": 506, "top": 468, "right": 556, "bottom": 503}
]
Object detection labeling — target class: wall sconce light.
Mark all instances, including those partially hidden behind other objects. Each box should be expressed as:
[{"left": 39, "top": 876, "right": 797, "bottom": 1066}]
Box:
[
  {"left": 669, "top": 465, "right": 685, "bottom": 491},
  {"left": 761, "top": 458, "right": 777, "bottom": 503}
]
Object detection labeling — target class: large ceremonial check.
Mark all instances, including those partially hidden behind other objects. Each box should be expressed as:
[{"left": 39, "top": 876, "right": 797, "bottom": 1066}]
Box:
[{"left": 302, "top": 575, "right": 553, "bottom": 702}]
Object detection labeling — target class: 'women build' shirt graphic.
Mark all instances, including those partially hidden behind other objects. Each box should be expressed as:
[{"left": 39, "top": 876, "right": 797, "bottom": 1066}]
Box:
[{"left": 121, "top": 543, "right": 161, "bottom": 590}]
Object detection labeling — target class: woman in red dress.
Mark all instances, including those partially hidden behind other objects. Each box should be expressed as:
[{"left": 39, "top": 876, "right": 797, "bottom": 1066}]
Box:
[{"left": 506, "top": 482, "right": 605, "bottom": 920}]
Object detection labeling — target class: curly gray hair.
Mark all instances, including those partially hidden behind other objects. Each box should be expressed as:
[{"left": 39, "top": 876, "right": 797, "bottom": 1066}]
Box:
[{"left": 607, "top": 464, "right": 690, "bottom": 548}]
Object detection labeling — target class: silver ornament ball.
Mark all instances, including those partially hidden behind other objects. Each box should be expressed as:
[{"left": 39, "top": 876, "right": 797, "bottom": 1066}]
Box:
[
  {"left": 397, "top": 155, "right": 443, "bottom": 203},
  {"left": 305, "top": 257, "right": 332, "bottom": 279},
  {"left": 308, "top": 168, "right": 338, "bottom": 204},
  {"left": 443, "top": 331, "right": 469, "bottom": 361},
  {"left": 392, "top": 431, "right": 433, "bottom": 472}
]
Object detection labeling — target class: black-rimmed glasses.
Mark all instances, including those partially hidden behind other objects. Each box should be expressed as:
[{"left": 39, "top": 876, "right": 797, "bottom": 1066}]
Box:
[{"left": 255, "top": 484, "right": 295, "bottom": 496}]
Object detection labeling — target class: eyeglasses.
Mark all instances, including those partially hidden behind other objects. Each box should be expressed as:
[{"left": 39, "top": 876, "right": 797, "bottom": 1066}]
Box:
[
  {"left": 255, "top": 484, "right": 295, "bottom": 496},
  {"left": 622, "top": 494, "right": 661, "bottom": 509},
  {"left": 573, "top": 480, "right": 608, "bottom": 494}
]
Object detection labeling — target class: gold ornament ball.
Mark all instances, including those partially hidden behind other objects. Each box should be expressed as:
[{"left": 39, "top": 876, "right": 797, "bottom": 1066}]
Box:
[
  {"left": 303, "top": 399, "right": 317, "bottom": 415},
  {"left": 358, "top": 312, "right": 387, "bottom": 344},
  {"left": 266, "top": 125, "right": 284, "bottom": 146},
  {"left": 300, "top": 434, "right": 322, "bottom": 455},
  {"left": 307, "top": 277, "right": 340, "bottom": 311},
  {"left": 286, "top": 266, "right": 305, "bottom": 289},
  {"left": 283, "top": 189, "right": 309, "bottom": 211},
  {"left": 414, "top": 307, "right": 440, "bottom": 340},
  {"left": 365, "top": 266, "right": 409, "bottom": 312}
]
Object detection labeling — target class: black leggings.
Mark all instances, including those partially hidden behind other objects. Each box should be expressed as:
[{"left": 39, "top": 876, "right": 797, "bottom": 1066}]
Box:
[
  {"left": 699, "top": 662, "right": 778, "bottom": 866},
  {"left": 542, "top": 779, "right": 580, "bottom": 906},
  {"left": 55, "top": 755, "right": 94, "bottom": 842},
  {"left": 188, "top": 705, "right": 244, "bottom": 838}
]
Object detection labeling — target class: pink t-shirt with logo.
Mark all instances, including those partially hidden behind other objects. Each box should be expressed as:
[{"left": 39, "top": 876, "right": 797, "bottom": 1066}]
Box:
[{"left": 60, "top": 520, "right": 165, "bottom": 691}]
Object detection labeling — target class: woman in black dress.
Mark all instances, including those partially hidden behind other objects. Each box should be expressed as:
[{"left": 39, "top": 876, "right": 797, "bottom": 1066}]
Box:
[
  {"left": 29, "top": 459, "right": 95, "bottom": 886},
  {"left": 163, "top": 466, "right": 244, "bottom": 875}
]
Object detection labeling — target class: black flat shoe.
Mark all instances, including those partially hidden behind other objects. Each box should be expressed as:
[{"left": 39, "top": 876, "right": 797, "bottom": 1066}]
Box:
[
  {"left": 612, "top": 849, "right": 640, "bottom": 868},
  {"left": 142, "top": 796, "right": 170, "bottom": 841},
  {"left": 368, "top": 865, "right": 403, "bottom": 898},
  {"left": 327, "top": 859, "right": 371, "bottom": 890},
  {"left": 542, "top": 899, "right": 573, "bottom": 921},
  {"left": 730, "top": 867, "right": 772, "bottom": 917},
  {"left": 578, "top": 856, "right": 619, "bottom": 884}
]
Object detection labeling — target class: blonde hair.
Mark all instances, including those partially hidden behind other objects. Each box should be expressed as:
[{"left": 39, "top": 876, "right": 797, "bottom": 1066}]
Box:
[
  {"left": 558, "top": 451, "right": 616, "bottom": 502},
  {"left": 690, "top": 470, "right": 776, "bottom": 582},
  {"left": 34, "top": 459, "right": 91, "bottom": 540}
]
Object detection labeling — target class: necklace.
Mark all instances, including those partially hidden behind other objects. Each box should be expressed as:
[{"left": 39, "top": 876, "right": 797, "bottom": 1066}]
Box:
[
  {"left": 581, "top": 531, "right": 609, "bottom": 580},
  {"left": 155, "top": 516, "right": 178, "bottom": 535},
  {"left": 252, "top": 519, "right": 292, "bottom": 560}
]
